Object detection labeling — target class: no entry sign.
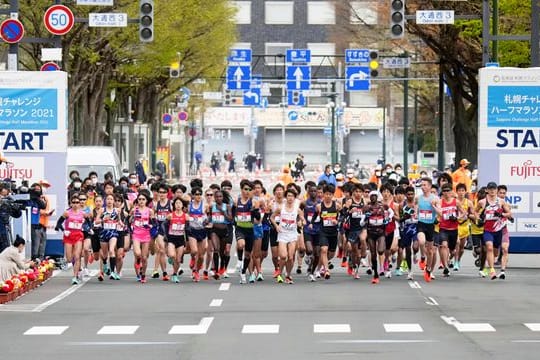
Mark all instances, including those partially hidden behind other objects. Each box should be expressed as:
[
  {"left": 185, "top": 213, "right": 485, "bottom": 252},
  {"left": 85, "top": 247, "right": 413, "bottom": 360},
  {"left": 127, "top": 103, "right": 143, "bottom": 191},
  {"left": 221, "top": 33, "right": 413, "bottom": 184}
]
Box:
[
  {"left": 44, "top": 5, "right": 75, "bottom": 36},
  {"left": 40, "top": 62, "right": 61, "bottom": 71},
  {"left": 0, "top": 19, "right": 25, "bottom": 44}
]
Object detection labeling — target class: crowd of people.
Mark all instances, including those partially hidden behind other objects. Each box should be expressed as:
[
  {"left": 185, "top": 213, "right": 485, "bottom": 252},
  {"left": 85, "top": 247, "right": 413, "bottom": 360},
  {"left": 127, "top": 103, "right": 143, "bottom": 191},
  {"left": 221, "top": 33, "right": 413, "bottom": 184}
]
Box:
[{"left": 48, "top": 156, "right": 513, "bottom": 286}]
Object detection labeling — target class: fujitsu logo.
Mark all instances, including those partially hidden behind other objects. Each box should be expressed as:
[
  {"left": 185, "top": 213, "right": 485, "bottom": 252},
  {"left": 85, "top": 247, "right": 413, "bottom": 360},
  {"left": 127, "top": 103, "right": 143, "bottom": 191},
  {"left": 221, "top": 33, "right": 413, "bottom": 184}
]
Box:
[{"left": 510, "top": 159, "right": 540, "bottom": 180}]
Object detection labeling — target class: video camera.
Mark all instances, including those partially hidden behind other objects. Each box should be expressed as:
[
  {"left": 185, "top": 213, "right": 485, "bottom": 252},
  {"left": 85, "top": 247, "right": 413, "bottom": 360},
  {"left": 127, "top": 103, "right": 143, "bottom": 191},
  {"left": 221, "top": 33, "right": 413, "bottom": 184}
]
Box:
[{"left": 0, "top": 197, "right": 26, "bottom": 212}]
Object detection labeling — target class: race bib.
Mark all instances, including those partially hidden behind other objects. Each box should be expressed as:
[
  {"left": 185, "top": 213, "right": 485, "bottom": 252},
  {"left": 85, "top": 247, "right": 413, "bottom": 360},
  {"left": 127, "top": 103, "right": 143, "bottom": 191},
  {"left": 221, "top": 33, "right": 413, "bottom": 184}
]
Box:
[
  {"left": 134, "top": 220, "right": 148, "bottom": 227},
  {"left": 418, "top": 210, "right": 433, "bottom": 221},
  {"left": 213, "top": 214, "right": 225, "bottom": 223},
  {"left": 369, "top": 216, "right": 384, "bottom": 226},
  {"left": 67, "top": 221, "right": 82, "bottom": 230},
  {"left": 237, "top": 212, "right": 251, "bottom": 222},
  {"left": 103, "top": 220, "right": 116, "bottom": 230}
]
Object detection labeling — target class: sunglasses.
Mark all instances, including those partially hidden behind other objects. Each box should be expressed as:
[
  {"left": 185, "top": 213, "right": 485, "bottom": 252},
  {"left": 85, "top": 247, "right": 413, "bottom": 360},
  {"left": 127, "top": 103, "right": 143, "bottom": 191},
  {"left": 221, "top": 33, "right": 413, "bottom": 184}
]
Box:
[
  {"left": 137, "top": 198, "right": 147, "bottom": 201},
  {"left": 243, "top": 187, "right": 252, "bottom": 191},
  {"left": 71, "top": 200, "right": 80, "bottom": 204},
  {"left": 194, "top": 193, "right": 202, "bottom": 196},
  {"left": 79, "top": 198, "right": 87, "bottom": 201},
  {"left": 442, "top": 189, "right": 451, "bottom": 193},
  {"left": 205, "top": 193, "right": 214, "bottom": 197}
]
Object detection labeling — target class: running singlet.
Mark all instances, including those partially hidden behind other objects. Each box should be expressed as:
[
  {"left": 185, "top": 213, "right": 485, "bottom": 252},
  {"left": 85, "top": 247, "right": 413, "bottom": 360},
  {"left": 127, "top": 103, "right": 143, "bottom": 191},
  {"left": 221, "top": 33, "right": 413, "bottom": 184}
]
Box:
[
  {"left": 384, "top": 200, "right": 396, "bottom": 235},
  {"left": 102, "top": 209, "right": 119, "bottom": 230},
  {"left": 484, "top": 199, "right": 505, "bottom": 232},
  {"left": 280, "top": 201, "right": 299, "bottom": 233},
  {"left": 439, "top": 198, "right": 458, "bottom": 230},
  {"left": 66, "top": 209, "right": 84, "bottom": 232},
  {"left": 320, "top": 201, "right": 338, "bottom": 234},
  {"left": 169, "top": 212, "right": 187, "bottom": 236},
  {"left": 132, "top": 207, "right": 150, "bottom": 237},
  {"left": 303, "top": 198, "right": 321, "bottom": 234},
  {"left": 417, "top": 194, "right": 437, "bottom": 224},
  {"left": 155, "top": 200, "right": 171, "bottom": 222},
  {"left": 366, "top": 203, "right": 386, "bottom": 229},
  {"left": 235, "top": 198, "right": 253, "bottom": 228},
  {"left": 348, "top": 200, "right": 365, "bottom": 231},
  {"left": 211, "top": 203, "right": 228, "bottom": 225},
  {"left": 188, "top": 201, "right": 206, "bottom": 230}
]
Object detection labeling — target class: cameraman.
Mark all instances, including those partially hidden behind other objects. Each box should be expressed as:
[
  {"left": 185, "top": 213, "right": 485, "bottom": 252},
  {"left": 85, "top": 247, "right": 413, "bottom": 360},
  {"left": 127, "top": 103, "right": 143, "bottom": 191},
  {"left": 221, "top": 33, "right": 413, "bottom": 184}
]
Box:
[
  {"left": 28, "top": 183, "right": 47, "bottom": 260},
  {"left": 0, "top": 181, "right": 23, "bottom": 253}
]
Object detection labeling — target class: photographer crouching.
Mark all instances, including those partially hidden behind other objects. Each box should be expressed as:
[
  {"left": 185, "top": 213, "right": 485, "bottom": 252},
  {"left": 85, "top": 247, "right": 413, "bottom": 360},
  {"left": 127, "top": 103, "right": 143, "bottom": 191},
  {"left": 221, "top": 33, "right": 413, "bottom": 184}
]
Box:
[{"left": 0, "top": 181, "right": 24, "bottom": 253}]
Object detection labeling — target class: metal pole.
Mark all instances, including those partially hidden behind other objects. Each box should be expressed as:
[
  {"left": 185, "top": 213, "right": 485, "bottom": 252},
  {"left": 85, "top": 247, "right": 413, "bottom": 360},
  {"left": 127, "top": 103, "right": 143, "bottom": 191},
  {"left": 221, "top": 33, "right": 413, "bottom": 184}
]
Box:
[
  {"left": 250, "top": 106, "right": 256, "bottom": 153},
  {"left": 437, "top": 58, "right": 445, "bottom": 170},
  {"left": 413, "top": 92, "right": 418, "bottom": 163},
  {"left": 492, "top": 0, "right": 499, "bottom": 61},
  {"left": 382, "top": 106, "right": 386, "bottom": 165},
  {"left": 532, "top": 0, "right": 540, "bottom": 66},
  {"left": 482, "top": 0, "right": 491, "bottom": 65},
  {"left": 281, "top": 86, "right": 286, "bottom": 165},
  {"left": 403, "top": 52, "right": 409, "bottom": 174},
  {"left": 7, "top": 0, "right": 19, "bottom": 71},
  {"left": 330, "top": 82, "right": 337, "bottom": 164}
]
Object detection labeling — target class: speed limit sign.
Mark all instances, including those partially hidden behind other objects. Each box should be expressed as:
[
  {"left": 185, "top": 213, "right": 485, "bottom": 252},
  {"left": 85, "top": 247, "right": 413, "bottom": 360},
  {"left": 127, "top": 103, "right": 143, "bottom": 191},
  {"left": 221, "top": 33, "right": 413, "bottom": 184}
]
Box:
[{"left": 43, "top": 5, "right": 74, "bottom": 36}]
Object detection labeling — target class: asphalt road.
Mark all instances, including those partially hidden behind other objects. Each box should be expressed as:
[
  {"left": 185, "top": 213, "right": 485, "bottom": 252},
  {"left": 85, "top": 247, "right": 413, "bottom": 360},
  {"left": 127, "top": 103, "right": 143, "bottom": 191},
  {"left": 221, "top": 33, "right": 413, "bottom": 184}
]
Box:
[{"left": 1, "top": 249, "right": 540, "bottom": 360}]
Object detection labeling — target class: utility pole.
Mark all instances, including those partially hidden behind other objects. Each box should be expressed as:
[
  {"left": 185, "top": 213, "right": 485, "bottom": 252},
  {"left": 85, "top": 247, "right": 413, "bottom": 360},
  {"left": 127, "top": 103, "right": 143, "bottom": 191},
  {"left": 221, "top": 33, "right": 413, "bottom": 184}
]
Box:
[
  {"left": 402, "top": 51, "right": 409, "bottom": 174},
  {"left": 437, "top": 58, "right": 445, "bottom": 170},
  {"left": 330, "top": 81, "right": 337, "bottom": 164}
]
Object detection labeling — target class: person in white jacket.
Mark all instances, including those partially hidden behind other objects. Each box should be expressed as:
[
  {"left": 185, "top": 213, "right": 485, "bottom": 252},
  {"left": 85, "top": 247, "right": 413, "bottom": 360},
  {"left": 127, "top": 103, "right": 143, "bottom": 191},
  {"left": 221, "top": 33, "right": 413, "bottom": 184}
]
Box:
[{"left": 0, "top": 235, "right": 31, "bottom": 281}]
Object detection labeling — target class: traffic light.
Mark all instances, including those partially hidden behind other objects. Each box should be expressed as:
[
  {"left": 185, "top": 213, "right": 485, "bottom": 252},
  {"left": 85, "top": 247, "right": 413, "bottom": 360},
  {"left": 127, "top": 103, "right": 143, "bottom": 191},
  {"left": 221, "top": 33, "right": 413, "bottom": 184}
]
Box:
[
  {"left": 223, "top": 89, "right": 231, "bottom": 106},
  {"left": 369, "top": 50, "right": 379, "bottom": 77},
  {"left": 169, "top": 62, "right": 180, "bottom": 78},
  {"left": 292, "top": 91, "right": 300, "bottom": 104},
  {"left": 390, "top": 0, "right": 405, "bottom": 39},
  {"left": 139, "top": 0, "right": 154, "bottom": 42}
]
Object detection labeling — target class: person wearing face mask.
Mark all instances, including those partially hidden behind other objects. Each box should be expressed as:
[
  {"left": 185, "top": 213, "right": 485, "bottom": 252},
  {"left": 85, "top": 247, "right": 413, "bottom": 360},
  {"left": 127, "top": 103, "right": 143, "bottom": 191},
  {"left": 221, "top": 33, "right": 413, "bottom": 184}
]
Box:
[
  {"left": 28, "top": 183, "right": 47, "bottom": 260},
  {"left": 68, "top": 178, "right": 83, "bottom": 198},
  {"left": 333, "top": 163, "right": 343, "bottom": 177},
  {"left": 451, "top": 159, "right": 472, "bottom": 192},
  {"left": 0, "top": 235, "right": 33, "bottom": 281},
  {"left": 69, "top": 170, "right": 80, "bottom": 183},
  {"left": 317, "top": 165, "right": 337, "bottom": 187},
  {"left": 368, "top": 165, "right": 383, "bottom": 189}
]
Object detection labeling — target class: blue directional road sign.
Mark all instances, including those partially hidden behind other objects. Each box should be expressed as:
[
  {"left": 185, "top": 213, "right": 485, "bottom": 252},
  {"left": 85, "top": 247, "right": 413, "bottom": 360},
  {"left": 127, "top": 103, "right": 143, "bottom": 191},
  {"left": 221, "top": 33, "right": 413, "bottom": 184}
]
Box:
[
  {"left": 260, "top": 97, "right": 268, "bottom": 109},
  {"left": 243, "top": 88, "right": 261, "bottom": 106},
  {"left": 227, "top": 65, "right": 251, "bottom": 90},
  {"left": 323, "top": 126, "right": 332, "bottom": 136},
  {"left": 345, "top": 66, "right": 370, "bottom": 91},
  {"left": 286, "top": 66, "right": 311, "bottom": 91},
  {"left": 288, "top": 91, "right": 306, "bottom": 106},
  {"left": 228, "top": 48, "right": 252, "bottom": 63},
  {"left": 286, "top": 49, "right": 311, "bottom": 63},
  {"left": 345, "top": 49, "right": 370, "bottom": 64}
]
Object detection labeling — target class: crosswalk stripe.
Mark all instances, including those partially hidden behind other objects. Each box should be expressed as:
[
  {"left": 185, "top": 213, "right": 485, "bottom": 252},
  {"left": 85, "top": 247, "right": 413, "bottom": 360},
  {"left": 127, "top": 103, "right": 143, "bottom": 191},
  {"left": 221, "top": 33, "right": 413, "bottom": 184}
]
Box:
[
  {"left": 454, "top": 323, "right": 496, "bottom": 332},
  {"left": 209, "top": 299, "right": 223, "bottom": 307},
  {"left": 524, "top": 323, "right": 540, "bottom": 331},
  {"left": 97, "top": 326, "right": 139, "bottom": 335},
  {"left": 219, "top": 283, "right": 231, "bottom": 291},
  {"left": 24, "top": 326, "right": 69, "bottom": 335},
  {"left": 384, "top": 323, "right": 424, "bottom": 332},
  {"left": 169, "top": 317, "right": 214, "bottom": 335},
  {"left": 242, "top": 325, "right": 279, "bottom": 334},
  {"left": 314, "top": 324, "right": 351, "bottom": 333}
]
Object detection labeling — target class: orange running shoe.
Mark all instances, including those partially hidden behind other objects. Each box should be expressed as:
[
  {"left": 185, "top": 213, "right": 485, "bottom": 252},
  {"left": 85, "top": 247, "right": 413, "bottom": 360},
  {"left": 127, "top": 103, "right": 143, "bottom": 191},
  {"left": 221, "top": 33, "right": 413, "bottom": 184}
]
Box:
[
  {"left": 423, "top": 270, "right": 432, "bottom": 282},
  {"left": 192, "top": 271, "right": 200, "bottom": 282},
  {"left": 419, "top": 259, "right": 426, "bottom": 271},
  {"left": 162, "top": 274, "right": 170, "bottom": 281},
  {"left": 371, "top": 277, "right": 379, "bottom": 284},
  {"left": 203, "top": 270, "right": 209, "bottom": 280},
  {"left": 273, "top": 269, "right": 281, "bottom": 278},
  {"left": 347, "top": 266, "right": 353, "bottom": 276}
]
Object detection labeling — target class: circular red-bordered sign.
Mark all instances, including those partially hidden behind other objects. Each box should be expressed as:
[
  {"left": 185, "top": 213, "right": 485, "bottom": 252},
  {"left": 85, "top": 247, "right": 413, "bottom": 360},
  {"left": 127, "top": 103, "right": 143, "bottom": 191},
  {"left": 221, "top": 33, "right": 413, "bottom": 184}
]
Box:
[
  {"left": 0, "top": 19, "right": 25, "bottom": 44},
  {"left": 43, "top": 5, "right": 74, "bottom": 36},
  {"left": 40, "top": 62, "right": 60, "bottom": 71},
  {"left": 178, "top": 111, "right": 189, "bottom": 121}
]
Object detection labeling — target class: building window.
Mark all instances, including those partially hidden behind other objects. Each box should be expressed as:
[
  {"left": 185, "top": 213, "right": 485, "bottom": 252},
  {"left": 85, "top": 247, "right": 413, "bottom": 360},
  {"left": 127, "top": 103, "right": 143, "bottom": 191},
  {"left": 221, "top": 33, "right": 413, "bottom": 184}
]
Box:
[
  {"left": 307, "top": 1, "right": 335, "bottom": 24},
  {"left": 265, "top": 1, "right": 294, "bottom": 24},
  {"left": 307, "top": 42, "right": 335, "bottom": 66},
  {"left": 231, "top": 1, "right": 251, "bottom": 24},
  {"left": 350, "top": 1, "right": 377, "bottom": 25},
  {"left": 231, "top": 42, "right": 252, "bottom": 50},
  {"left": 265, "top": 42, "right": 293, "bottom": 65}
]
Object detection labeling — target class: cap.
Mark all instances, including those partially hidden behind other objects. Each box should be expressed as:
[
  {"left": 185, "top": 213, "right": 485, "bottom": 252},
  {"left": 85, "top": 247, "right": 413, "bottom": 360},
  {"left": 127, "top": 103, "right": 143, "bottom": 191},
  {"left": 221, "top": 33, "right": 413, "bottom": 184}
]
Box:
[
  {"left": 487, "top": 181, "right": 497, "bottom": 189},
  {"left": 460, "top": 158, "right": 471, "bottom": 166},
  {"left": 369, "top": 190, "right": 379, "bottom": 197},
  {"left": 336, "top": 173, "right": 345, "bottom": 180},
  {"left": 39, "top": 179, "right": 51, "bottom": 188}
]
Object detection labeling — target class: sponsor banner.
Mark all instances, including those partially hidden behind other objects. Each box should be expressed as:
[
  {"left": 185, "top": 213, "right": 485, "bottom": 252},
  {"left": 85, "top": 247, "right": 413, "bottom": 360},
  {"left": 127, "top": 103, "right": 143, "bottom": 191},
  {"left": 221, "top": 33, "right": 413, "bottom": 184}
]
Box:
[
  {"left": 499, "top": 154, "right": 540, "bottom": 186},
  {"left": 503, "top": 191, "right": 530, "bottom": 214}
]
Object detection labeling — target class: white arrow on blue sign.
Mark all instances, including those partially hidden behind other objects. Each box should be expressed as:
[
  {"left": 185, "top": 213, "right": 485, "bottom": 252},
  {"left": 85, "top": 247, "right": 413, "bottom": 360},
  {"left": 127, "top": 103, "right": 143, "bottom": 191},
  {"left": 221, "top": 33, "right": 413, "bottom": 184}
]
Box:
[
  {"left": 227, "top": 65, "right": 251, "bottom": 90},
  {"left": 288, "top": 91, "right": 306, "bottom": 106},
  {"left": 288, "top": 110, "right": 299, "bottom": 121},
  {"left": 286, "top": 66, "right": 311, "bottom": 91},
  {"left": 345, "top": 66, "right": 370, "bottom": 91},
  {"left": 243, "top": 88, "right": 261, "bottom": 106}
]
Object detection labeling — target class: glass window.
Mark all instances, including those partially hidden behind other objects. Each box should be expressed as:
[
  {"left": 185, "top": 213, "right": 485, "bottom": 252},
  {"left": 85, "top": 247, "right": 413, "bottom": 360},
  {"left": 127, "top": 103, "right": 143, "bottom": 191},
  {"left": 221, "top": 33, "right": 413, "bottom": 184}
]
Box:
[
  {"left": 231, "top": 1, "right": 251, "bottom": 24},
  {"left": 307, "top": 1, "right": 335, "bottom": 24},
  {"left": 350, "top": 1, "right": 377, "bottom": 25},
  {"left": 265, "top": 42, "right": 293, "bottom": 65},
  {"left": 265, "top": 1, "right": 294, "bottom": 24},
  {"left": 231, "top": 42, "right": 252, "bottom": 50},
  {"left": 307, "top": 42, "right": 335, "bottom": 66}
]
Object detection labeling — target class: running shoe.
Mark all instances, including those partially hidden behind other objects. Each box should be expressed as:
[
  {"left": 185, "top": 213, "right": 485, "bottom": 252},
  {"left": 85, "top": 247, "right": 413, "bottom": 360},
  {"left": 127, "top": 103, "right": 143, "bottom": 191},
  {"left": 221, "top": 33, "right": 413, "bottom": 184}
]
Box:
[
  {"left": 136, "top": 273, "right": 141, "bottom": 282},
  {"left": 178, "top": 268, "right": 184, "bottom": 276},
  {"left": 354, "top": 270, "right": 360, "bottom": 280},
  {"left": 443, "top": 267, "right": 450, "bottom": 277},
  {"left": 400, "top": 260, "right": 408, "bottom": 271},
  {"left": 192, "top": 271, "right": 200, "bottom": 282},
  {"left": 304, "top": 256, "right": 312, "bottom": 266},
  {"left": 71, "top": 277, "right": 79, "bottom": 285},
  {"left": 328, "top": 262, "right": 334, "bottom": 270},
  {"left": 152, "top": 270, "right": 160, "bottom": 279},
  {"left": 341, "top": 258, "right": 347, "bottom": 268},
  {"left": 453, "top": 260, "right": 460, "bottom": 271},
  {"left": 366, "top": 268, "right": 373, "bottom": 275},
  {"left": 218, "top": 267, "right": 226, "bottom": 276},
  {"left": 168, "top": 257, "right": 174, "bottom": 265},
  {"left": 189, "top": 258, "right": 195, "bottom": 270},
  {"left": 324, "top": 271, "right": 331, "bottom": 280},
  {"left": 371, "top": 277, "right": 379, "bottom": 284},
  {"left": 273, "top": 269, "right": 281, "bottom": 278},
  {"left": 285, "top": 276, "right": 294, "bottom": 284},
  {"left": 240, "top": 273, "right": 247, "bottom": 284},
  {"left": 383, "top": 260, "right": 389, "bottom": 273},
  {"left": 248, "top": 273, "right": 256, "bottom": 283},
  {"left": 203, "top": 270, "right": 209, "bottom": 280},
  {"left": 213, "top": 271, "right": 220, "bottom": 280},
  {"left": 103, "top": 263, "right": 111, "bottom": 276},
  {"left": 360, "top": 257, "right": 368, "bottom": 267},
  {"left": 276, "top": 274, "right": 284, "bottom": 283},
  {"left": 479, "top": 269, "right": 488, "bottom": 278},
  {"left": 490, "top": 268, "right": 497, "bottom": 280},
  {"left": 438, "top": 263, "right": 444, "bottom": 270},
  {"left": 172, "top": 274, "right": 179, "bottom": 283},
  {"left": 391, "top": 255, "right": 397, "bottom": 265},
  {"left": 498, "top": 270, "right": 506, "bottom": 280},
  {"left": 223, "top": 271, "right": 230, "bottom": 279},
  {"left": 430, "top": 273, "right": 435, "bottom": 280},
  {"left": 308, "top": 274, "right": 316, "bottom": 282},
  {"left": 98, "top": 271, "right": 104, "bottom": 282},
  {"left": 235, "top": 261, "right": 243, "bottom": 273},
  {"left": 163, "top": 273, "right": 170, "bottom": 281},
  {"left": 419, "top": 258, "right": 426, "bottom": 271},
  {"left": 82, "top": 268, "right": 90, "bottom": 277},
  {"left": 109, "top": 273, "right": 115, "bottom": 280},
  {"left": 337, "top": 249, "right": 344, "bottom": 259},
  {"left": 296, "top": 266, "right": 302, "bottom": 274},
  {"left": 347, "top": 266, "right": 353, "bottom": 276},
  {"left": 448, "top": 260, "right": 454, "bottom": 269},
  {"left": 256, "top": 273, "right": 264, "bottom": 282},
  {"left": 140, "top": 276, "right": 147, "bottom": 284},
  {"left": 407, "top": 271, "right": 414, "bottom": 280},
  {"left": 423, "top": 269, "right": 432, "bottom": 282},
  {"left": 385, "top": 270, "right": 392, "bottom": 279},
  {"left": 135, "top": 261, "right": 142, "bottom": 272},
  {"left": 315, "top": 272, "right": 321, "bottom": 279},
  {"left": 394, "top": 269, "right": 403, "bottom": 276},
  {"left": 113, "top": 272, "right": 121, "bottom": 280}
]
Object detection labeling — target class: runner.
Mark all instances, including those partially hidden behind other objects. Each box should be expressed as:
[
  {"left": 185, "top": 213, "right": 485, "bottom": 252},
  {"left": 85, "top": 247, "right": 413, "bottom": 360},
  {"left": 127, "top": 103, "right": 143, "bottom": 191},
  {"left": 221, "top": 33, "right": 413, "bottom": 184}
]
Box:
[
  {"left": 318, "top": 184, "right": 340, "bottom": 279},
  {"left": 398, "top": 186, "right": 418, "bottom": 280},
  {"left": 187, "top": 187, "right": 209, "bottom": 282},
  {"left": 208, "top": 190, "right": 233, "bottom": 280},
  {"left": 381, "top": 183, "right": 399, "bottom": 278},
  {"left": 130, "top": 191, "right": 155, "bottom": 284},
  {"left": 113, "top": 193, "right": 129, "bottom": 279},
  {"left": 454, "top": 183, "right": 474, "bottom": 271},
  {"left": 234, "top": 180, "right": 259, "bottom": 284},
  {"left": 415, "top": 177, "right": 438, "bottom": 282},
  {"left": 364, "top": 191, "right": 392, "bottom": 284},
  {"left": 269, "top": 183, "right": 285, "bottom": 278},
  {"left": 301, "top": 184, "right": 322, "bottom": 281},
  {"left": 94, "top": 194, "right": 120, "bottom": 280},
  {"left": 165, "top": 197, "right": 188, "bottom": 283},
  {"left": 250, "top": 180, "right": 266, "bottom": 282},
  {"left": 342, "top": 183, "right": 366, "bottom": 279},
  {"left": 152, "top": 183, "right": 171, "bottom": 280},
  {"left": 496, "top": 184, "right": 513, "bottom": 279}
]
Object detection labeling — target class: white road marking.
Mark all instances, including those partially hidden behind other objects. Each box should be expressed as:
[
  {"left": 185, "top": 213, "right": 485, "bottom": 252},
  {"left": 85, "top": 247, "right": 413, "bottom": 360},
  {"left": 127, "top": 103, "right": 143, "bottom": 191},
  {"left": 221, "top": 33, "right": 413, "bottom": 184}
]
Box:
[
  {"left": 168, "top": 317, "right": 214, "bottom": 335},
  {"left": 209, "top": 299, "right": 223, "bottom": 307},
  {"left": 314, "top": 324, "right": 351, "bottom": 333},
  {"left": 323, "top": 339, "right": 438, "bottom": 344},
  {"left": 425, "top": 297, "right": 439, "bottom": 306},
  {"left": 440, "top": 316, "right": 459, "bottom": 325},
  {"left": 512, "top": 340, "right": 540, "bottom": 343},
  {"left": 97, "top": 326, "right": 139, "bottom": 335},
  {"left": 67, "top": 341, "right": 183, "bottom": 346},
  {"left": 454, "top": 323, "right": 496, "bottom": 332},
  {"left": 219, "top": 283, "right": 231, "bottom": 291},
  {"left": 524, "top": 323, "right": 540, "bottom": 331},
  {"left": 408, "top": 281, "right": 421, "bottom": 289},
  {"left": 32, "top": 270, "right": 98, "bottom": 312},
  {"left": 24, "top": 326, "right": 69, "bottom": 335},
  {"left": 241, "top": 325, "right": 280, "bottom": 334},
  {"left": 384, "top": 323, "right": 424, "bottom": 332}
]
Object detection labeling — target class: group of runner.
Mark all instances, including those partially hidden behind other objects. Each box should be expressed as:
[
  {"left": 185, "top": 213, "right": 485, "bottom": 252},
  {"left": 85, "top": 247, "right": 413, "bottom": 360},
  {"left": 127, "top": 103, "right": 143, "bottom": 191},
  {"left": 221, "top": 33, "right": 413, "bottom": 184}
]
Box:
[{"left": 55, "top": 165, "right": 513, "bottom": 285}]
